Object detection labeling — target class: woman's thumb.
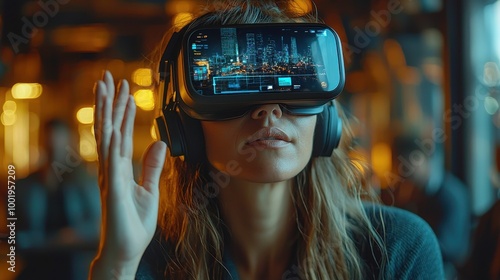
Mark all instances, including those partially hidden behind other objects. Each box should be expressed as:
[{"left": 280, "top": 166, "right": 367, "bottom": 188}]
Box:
[{"left": 141, "top": 141, "right": 167, "bottom": 192}]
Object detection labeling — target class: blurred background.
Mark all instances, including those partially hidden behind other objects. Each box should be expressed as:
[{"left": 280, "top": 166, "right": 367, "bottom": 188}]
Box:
[{"left": 0, "top": 0, "right": 499, "bottom": 279}]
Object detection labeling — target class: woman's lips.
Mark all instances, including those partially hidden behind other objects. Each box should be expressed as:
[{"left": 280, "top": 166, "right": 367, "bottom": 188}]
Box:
[{"left": 245, "top": 127, "right": 291, "bottom": 148}]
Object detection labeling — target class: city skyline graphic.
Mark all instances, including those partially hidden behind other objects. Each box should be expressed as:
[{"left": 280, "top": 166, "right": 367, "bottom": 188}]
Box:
[{"left": 188, "top": 26, "right": 338, "bottom": 95}]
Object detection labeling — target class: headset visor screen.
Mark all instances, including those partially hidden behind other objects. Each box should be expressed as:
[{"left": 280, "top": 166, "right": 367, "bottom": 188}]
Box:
[{"left": 185, "top": 24, "right": 343, "bottom": 97}]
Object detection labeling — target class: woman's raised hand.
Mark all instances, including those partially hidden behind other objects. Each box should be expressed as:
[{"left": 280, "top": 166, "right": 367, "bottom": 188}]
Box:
[{"left": 90, "top": 71, "right": 167, "bottom": 279}]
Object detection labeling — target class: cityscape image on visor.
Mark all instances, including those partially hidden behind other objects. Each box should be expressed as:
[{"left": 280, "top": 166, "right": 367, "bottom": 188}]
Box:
[{"left": 186, "top": 25, "right": 342, "bottom": 96}]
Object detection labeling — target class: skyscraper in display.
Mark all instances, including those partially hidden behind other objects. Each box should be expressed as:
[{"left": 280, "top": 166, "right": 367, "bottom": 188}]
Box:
[{"left": 220, "top": 28, "right": 239, "bottom": 63}]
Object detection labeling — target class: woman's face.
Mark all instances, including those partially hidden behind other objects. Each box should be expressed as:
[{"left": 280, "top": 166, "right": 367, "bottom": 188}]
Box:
[{"left": 201, "top": 104, "right": 317, "bottom": 183}]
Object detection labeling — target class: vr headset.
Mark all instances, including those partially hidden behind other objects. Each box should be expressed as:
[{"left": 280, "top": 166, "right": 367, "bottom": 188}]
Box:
[{"left": 155, "top": 17, "right": 345, "bottom": 163}]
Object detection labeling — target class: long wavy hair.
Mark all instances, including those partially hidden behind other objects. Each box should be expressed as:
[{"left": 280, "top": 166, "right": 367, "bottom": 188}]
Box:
[{"left": 154, "top": 1, "right": 386, "bottom": 279}]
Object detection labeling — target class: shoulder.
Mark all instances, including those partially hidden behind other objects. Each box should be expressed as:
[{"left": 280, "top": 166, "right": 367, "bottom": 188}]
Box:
[
  {"left": 361, "top": 204, "right": 445, "bottom": 280},
  {"left": 364, "top": 203, "right": 434, "bottom": 233}
]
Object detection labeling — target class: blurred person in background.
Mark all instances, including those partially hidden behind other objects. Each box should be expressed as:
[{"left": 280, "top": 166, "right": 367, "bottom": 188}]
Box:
[
  {"left": 17, "top": 118, "right": 101, "bottom": 280},
  {"left": 381, "top": 135, "right": 471, "bottom": 279},
  {"left": 460, "top": 145, "right": 500, "bottom": 280},
  {"left": 460, "top": 200, "right": 500, "bottom": 280}
]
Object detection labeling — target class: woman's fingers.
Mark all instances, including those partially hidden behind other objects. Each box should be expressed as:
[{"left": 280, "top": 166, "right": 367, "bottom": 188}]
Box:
[
  {"left": 112, "top": 79, "right": 130, "bottom": 134},
  {"left": 103, "top": 71, "right": 115, "bottom": 100},
  {"left": 94, "top": 71, "right": 159, "bottom": 197},
  {"left": 101, "top": 74, "right": 115, "bottom": 161},
  {"left": 94, "top": 81, "right": 109, "bottom": 163},
  {"left": 121, "top": 95, "right": 136, "bottom": 159},
  {"left": 141, "top": 141, "right": 167, "bottom": 194},
  {"left": 95, "top": 71, "right": 132, "bottom": 162},
  {"left": 94, "top": 81, "right": 104, "bottom": 148},
  {"left": 107, "top": 78, "right": 132, "bottom": 174}
]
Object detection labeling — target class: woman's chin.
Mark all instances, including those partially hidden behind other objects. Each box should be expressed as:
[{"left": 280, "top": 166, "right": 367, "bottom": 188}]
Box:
[
  {"left": 235, "top": 166, "right": 303, "bottom": 184},
  {"left": 208, "top": 153, "right": 310, "bottom": 184}
]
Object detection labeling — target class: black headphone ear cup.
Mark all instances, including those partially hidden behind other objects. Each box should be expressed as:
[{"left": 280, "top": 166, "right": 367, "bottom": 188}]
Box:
[
  {"left": 155, "top": 115, "right": 169, "bottom": 146},
  {"left": 162, "top": 108, "right": 185, "bottom": 157},
  {"left": 312, "top": 102, "right": 342, "bottom": 157},
  {"left": 176, "top": 108, "right": 204, "bottom": 163},
  {"left": 156, "top": 106, "right": 204, "bottom": 163}
]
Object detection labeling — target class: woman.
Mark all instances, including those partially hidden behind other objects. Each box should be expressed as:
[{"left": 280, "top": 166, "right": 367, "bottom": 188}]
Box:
[{"left": 89, "top": 1, "right": 444, "bottom": 279}]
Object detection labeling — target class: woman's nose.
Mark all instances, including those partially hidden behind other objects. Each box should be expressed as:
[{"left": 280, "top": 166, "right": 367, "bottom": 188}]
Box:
[{"left": 250, "top": 104, "right": 283, "bottom": 119}]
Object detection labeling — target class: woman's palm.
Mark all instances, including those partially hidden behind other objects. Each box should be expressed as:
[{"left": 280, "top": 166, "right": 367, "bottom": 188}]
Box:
[{"left": 94, "top": 71, "right": 166, "bottom": 263}]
